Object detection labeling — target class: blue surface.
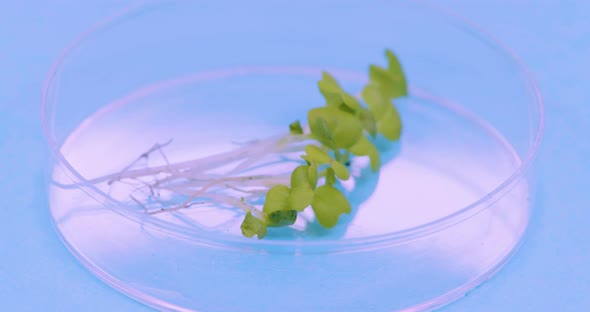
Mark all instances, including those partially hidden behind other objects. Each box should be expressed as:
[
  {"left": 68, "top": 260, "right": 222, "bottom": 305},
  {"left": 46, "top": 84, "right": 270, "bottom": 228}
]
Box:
[{"left": 0, "top": 0, "right": 588, "bottom": 311}]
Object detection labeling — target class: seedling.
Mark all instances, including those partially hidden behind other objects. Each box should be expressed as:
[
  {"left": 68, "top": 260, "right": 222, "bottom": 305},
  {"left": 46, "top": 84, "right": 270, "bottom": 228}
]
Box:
[{"left": 92, "top": 49, "right": 407, "bottom": 239}]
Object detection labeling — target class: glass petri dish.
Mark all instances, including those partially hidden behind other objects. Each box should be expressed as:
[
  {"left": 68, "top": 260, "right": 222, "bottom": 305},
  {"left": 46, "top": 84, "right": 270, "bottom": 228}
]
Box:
[{"left": 41, "top": 1, "right": 544, "bottom": 311}]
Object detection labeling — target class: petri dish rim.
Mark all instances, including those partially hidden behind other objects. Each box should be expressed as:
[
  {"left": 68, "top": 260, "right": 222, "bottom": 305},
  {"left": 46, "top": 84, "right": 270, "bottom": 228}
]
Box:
[{"left": 41, "top": 0, "right": 545, "bottom": 252}]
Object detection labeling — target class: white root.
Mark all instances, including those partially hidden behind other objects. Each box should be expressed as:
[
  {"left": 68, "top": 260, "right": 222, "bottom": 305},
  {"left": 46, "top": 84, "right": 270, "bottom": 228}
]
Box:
[
  {"left": 86, "top": 132, "right": 304, "bottom": 185},
  {"left": 94, "top": 132, "right": 311, "bottom": 216}
]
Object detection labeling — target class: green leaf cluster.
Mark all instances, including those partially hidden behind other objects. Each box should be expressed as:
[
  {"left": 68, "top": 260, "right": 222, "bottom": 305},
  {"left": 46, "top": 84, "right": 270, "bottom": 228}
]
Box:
[
  {"left": 240, "top": 49, "right": 407, "bottom": 239},
  {"left": 240, "top": 160, "right": 350, "bottom": 238}
]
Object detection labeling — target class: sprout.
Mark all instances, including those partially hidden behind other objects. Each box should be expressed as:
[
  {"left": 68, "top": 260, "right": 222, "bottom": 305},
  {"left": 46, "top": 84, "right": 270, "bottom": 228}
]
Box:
[{"left": 92, "top": 49, "right": 408, "bottom": 239}]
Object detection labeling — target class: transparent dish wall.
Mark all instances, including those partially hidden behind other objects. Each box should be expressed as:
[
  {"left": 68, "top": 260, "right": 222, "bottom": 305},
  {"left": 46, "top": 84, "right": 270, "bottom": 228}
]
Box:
[{"left": 42, "top": 1, "right": 543, "bottom": 311}]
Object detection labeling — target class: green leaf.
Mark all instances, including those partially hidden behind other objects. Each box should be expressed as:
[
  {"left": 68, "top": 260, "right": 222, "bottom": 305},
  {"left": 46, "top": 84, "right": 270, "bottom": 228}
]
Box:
[
  {"left": 318, "top": 72, "right": 364, "bottom": 114},
  {"left": 262, "top": 185, "right": 290, "bottom": 214},
  {"left": 265, "top": 210, "right": 298, "bottom": 227},
  {"left": 288, "top": 165, "right": 314, "bottom": 211},
  {"left": 290, "top": 165, "right": 311, "bottom": 188},
  {"left": 308, "top": 107, "right": 363, "bottom": 149},
  {"left": 308, "top": 164, "right": 318, "bottom": 189},
  {"left": 369, "top": 64, "right": 402, "bottom": 99},
  {"left": 362, "top": 84, "right": 389, "bottom": 117},
  {"left": 305, "top": 145, "right": 350, "bottom": 181},
  {"left": 305, "top": 145, "right": 333, "bottom": 164},
  {"left": 318, "top": 72, "right": 343, "bottom": 93},
  {"left": 338, "top": 103, "right": 356, "bottom": 114},
  {"left": 305, "top": 146, "right": 350, "bottom": 180},
  {"left": 318, "top": 72, "right": 344, "bottom": 107},
  {"left": 377, "top": 106, "right": 402, "bottom": 141},
  {"left": 325, "top": 167, "right": 337, "bottom": 185},
  {"left": 240, "top": 211, "right": 267, "bottom": 239},
  {"left": 311, "top": 185, "right": 351, "bottom": 228},
  {"left": 361, "top": 83, "right": 403, "bottom": 141},
  {"left": 310, "top": 117, "right": 334, "bottom": 147},
  {"left": 349, "top": 135, "right": 380, "bottom": 171},
  {"left": 331, "top": 161, "right": 350, "bottom": 180},
  {"left": 341, "top": 92, "right": 363, "bottom": 112},
  {"left": 322, "top": 93, "right": 342, "bottom": 108},
  {"left": 289, "top": 120, "right": 303, "bottom": 135},
  {"left": 263, "top": 184, "right": 301, "bottom": 225},
  {"left": 357, "top": 109, "right": 378, "bottom": 138},
  {"left": 385, "top": 49, "right": 408, "bottom": 97},
  {"left": 288, "top": 186, "right": 314, "bottom": 212}
]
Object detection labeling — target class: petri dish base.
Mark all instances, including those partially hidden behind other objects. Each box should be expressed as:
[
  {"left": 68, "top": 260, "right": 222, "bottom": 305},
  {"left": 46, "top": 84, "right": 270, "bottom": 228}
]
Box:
[{"left": 42, "top": 2, "right": 543, "bottom": 311}]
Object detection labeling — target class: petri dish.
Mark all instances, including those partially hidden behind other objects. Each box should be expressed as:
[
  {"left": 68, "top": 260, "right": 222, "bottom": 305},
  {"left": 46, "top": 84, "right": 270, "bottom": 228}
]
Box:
[{"left": 41, "top": 1, "right": 544, "bottom": 311}]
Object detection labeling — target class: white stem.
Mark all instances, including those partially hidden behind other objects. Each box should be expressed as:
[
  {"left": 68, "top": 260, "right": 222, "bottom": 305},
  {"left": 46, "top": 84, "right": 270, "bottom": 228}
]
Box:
[
  {"left": 223, "top": 184, "right": 268, "bottom": 195},
  {"left": 147, "top": 187, "right": 263, "bottom": 218},
  {"left": 91, "top": 131, "right": 315, "bottom": 217},
  {"left": 88, "top": 132, "right": 305, "bottom": 185},
  {"left": 155, "top": 173, "right": 290, "bottom": 191}
]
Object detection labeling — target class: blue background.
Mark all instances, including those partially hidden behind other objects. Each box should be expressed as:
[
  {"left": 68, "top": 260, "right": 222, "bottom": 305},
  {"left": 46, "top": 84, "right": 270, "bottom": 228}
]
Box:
[{"left": 0, "top": 0, "right": 588, "bottom": 311}]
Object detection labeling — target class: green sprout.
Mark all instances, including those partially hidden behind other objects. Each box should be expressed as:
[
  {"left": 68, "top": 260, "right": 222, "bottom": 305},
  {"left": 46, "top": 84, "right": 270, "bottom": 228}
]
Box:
[
  {"left": 90, "top": 48, "right": 408, "bottom": 239},
  {"left": 238, "top": 48, "right": 408, "bottom": 238}
]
